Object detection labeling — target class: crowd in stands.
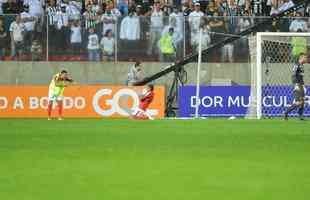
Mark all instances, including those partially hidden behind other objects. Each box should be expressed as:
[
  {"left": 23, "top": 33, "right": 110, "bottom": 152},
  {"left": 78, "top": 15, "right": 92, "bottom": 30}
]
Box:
[{"left": 0, "top": 0, "right": 309, "bottom": 62}]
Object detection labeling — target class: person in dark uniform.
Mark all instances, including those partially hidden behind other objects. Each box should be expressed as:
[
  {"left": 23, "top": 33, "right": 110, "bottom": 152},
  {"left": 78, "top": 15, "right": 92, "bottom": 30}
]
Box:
[{"left": 284, "top": 53, "right": 308, "bottom": 120}]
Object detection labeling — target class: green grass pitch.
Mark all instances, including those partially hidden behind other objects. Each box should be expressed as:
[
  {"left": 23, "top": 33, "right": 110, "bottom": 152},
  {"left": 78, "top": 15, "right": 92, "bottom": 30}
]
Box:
[{"left": 1, "top": 119, "right": 310, "bottom": 200}]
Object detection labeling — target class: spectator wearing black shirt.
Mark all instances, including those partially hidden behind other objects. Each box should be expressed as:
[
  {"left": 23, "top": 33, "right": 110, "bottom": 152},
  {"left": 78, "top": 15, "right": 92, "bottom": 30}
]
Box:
[
  {"left": 0, "top": 18, "right": 7, "bottom": 60},
  {"left": 2, "top": 0, "right": 23, "bottom": 14}
]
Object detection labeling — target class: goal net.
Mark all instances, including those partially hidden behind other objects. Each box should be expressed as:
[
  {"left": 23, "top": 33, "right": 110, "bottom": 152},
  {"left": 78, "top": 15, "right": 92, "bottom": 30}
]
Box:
[{"left": 249, "top": 32, "right": 310, "bottom": 119}]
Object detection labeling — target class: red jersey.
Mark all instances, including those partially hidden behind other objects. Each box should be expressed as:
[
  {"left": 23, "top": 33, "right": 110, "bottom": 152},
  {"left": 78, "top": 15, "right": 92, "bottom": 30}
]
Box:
[{"left": 139, "top": 91, "right": 154, "bottom": 111}]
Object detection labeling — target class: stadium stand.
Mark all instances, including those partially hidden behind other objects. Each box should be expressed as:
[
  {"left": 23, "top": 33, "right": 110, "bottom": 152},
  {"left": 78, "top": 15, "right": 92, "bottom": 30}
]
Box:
[{"left": 0, "top": 0, "right": 309, "bottom": 62}]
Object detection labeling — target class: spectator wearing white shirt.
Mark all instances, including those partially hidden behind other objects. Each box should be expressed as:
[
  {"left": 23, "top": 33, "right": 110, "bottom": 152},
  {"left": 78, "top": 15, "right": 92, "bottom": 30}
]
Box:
[
  {"left": 169, "top": 6, "right": 184, "bottom": 39},
  {"left": 20, "top": 5, "right": 36, "bottom": 53},
  {"left": 189, "top": 3, "right": 204, "bottom": 49},
  {"left": 101, "top": 2, "right": 121, "bottom": 35},
  {"left": 55, "top": 4, "right": 70, "bottom": 51},
  {"left": 289, "top": 12, "right": 308, "bottom": 32},
  {"left": 70, "top": 20, "right": 82, "bottom": 56},
  {"left": 66, "top": 1, "right": 82, "bottom": 21},
  {"left": 192, "top": 22, "right": 211, "bottom": 55},
  {"left": 23, "top": 0, "right": 44, "bottom": 17},
  {"left": 147, "top": 1, "right": 164, "bottom": 57},
  {"left": 120, "top": 11, "right": 140, "bottom": 41},
  {"left": 87, "top": 28, "right": 100, "bottom": 61},
  {"left": 119, "top": 10, "right": 141, "bottom": 60},
  {"left": 9, "top": 15, "right": 26, "bottom": 59},
  {"left": 100, "top": 29, "right": 115, "bottom": 61}
]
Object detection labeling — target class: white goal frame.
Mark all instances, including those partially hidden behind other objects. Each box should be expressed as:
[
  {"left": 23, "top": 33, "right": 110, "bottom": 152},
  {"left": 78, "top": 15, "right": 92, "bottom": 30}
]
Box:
[{"left": 256, "top": 32, "right": 310, "bottom": 119}]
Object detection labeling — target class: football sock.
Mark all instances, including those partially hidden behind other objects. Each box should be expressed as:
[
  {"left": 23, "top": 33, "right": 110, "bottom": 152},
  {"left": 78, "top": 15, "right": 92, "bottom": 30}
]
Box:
[
  {"left": 48, "top": 102, "right": 53, "bottom": 117},
  {"left": 298, "top": 105, "right": 304, "bottom": 118},
  {"left": 285, "top": 104, "right": 298, "bottom": 115},
  {"left": 57, "top": 101, "right": 63, "bottom": 117}
]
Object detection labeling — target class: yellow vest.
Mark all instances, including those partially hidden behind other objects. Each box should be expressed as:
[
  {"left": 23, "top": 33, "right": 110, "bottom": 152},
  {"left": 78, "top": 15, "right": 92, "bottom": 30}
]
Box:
[{"left": 159, "top": 33, "right": 175, "bottom": 54}]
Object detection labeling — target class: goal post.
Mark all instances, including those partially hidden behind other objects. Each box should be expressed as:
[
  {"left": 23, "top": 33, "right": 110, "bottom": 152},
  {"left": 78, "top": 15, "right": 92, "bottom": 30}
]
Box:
[{"left": 252, "top": 32, "right": 310, "bottom": 119}]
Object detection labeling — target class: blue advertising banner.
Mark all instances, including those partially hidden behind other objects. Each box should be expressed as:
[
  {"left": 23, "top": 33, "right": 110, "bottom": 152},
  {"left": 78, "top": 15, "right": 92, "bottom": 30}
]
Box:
[{"left": 178, "top": 86, "right": 310, "bottom": 117}]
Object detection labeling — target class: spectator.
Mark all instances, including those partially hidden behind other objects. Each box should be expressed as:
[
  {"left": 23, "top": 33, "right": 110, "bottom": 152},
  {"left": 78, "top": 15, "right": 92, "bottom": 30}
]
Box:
[
  {"left": 270, "top": 4, "right": 278, "bottom": 15},
  {"left": 161, "top": 17, "right": 182, "bottom": 59},
  {"left": 192, "top": 21, "right": 211, "bottom": 53},
  {"left": 136, "top": 4, "right": 143, "bottom": 16},
  {"left": 305, "top": 3, "right": 310, "bottom": 17},
  {"left": 90, "top": 0, "right": 101, "bottom": 13},
  {"left": 87, "top": 27, "right": 100, "bottom": 61},
  {"left": 264, "top": 0, "right": 272, "bottom": 16},
  {"left": 169, "top": 5, "right": 184, "bottom": 35},
  {"left": 226, "top": 0, "right": 238, "bottom": 33},
  {"left": 117, "top": 0, "right": 129, "bottom": 15},
  {"left": 181, "top": 2, "right": 192, "bottom": 16},
  {"left": 208, "top": 11, "right": 224, "bottom": 61},
  {"left": 0, "top": 18, "right": 7, "bottom": 60},
  {"left": 238, "top": 10, "right": 252, "bottom": 57},
  {"left": 218, "top": 0, "right": 228, "bottom": 15},
  {"left": 66, "top": 0, "right": 82, "bottom": 20},
  {"left": 20, "top": 5, "right": 36, "bottom": 53},
  {"left": 100, "top": 29, "right": 115, "bottom": 61},
  {"left": 136, "top": 4, "right": 148, "bottom": 42},
  {"left": 289, "top": 12, "right": 308, "bottom": 32},
  {"left": 127, "top": 60, "right": 143, "bottom": 86},
  {"left": 208, "top": 11, "right": 224, "bottom": 40},
  {"left": 100, "top": 2, "right": 121, "bottom": 35},
  {"left": 55, "top": 4, "right": 70, "bottom": 51},
  {"left": 147, "top": 1, "right": 164, "bottom": 57},
  {"left": 2, "top": 0, "right": 22, "bottom": 14},
  {"left": 9, "top": 15, "right": 26, "bottom": 60},
  {"left": 47, "top": 0, "right": 58, "bottom": 50},
  {"left": 120, "top": 9, "right": 140, "bottom": 41},
  {"left": 239, "top": 10, "right": 252, "bottom": 32},
  {"left": 188, "top": 2, "right": 204, "bottom": 49},
  {"left": 205, "top": 1, "right": 216, "bottom": 16},
  {"left": 251, "top": 0, "right": 263, "bottom": 16},
  {"left": 120, "top": 9, "right": 141, "bottom": 60},
  {"left": 0, "top": 0, "right": 6, "bottom": 15},
  {"left": 70, "top": 20, "right": 82, "bottom": 56},
  {"left": 198, "top": 0, "right": 208, "bottom": 13},
  {"left": 159, "top": 27, "right": 176, "bottom": 62},
  {"left": 23, "top": 0, "right": 44, "bottom": 17},
  {"left": 222, "top": 11, "right": 234, "bottom": 62},
  {"left": 30, "top": 39, "right": 42, "bottom": 61},
  {"left": 238, "top": 0, "right": 246, "bottom": 14},
  {"left": 83, "top": 3, "right": 98, "bottom": 31}
]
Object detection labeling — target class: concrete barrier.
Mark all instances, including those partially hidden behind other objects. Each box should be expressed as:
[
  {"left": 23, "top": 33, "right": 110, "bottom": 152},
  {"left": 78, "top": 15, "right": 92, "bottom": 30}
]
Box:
[{"left": 0, "top": 62, "right": 308, "bottom": 86}]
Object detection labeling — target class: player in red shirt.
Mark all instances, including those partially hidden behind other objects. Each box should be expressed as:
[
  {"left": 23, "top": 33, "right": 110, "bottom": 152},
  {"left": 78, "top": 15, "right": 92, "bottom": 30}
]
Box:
[{"left": 131, "top": 84, "right": 155, "bottom": 120}]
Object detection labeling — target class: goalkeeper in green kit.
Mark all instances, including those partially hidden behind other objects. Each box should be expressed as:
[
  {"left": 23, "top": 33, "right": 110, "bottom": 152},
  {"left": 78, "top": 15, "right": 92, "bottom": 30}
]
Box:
[{"left": 47, "top": 70, "right": 74, "bottom": 120}]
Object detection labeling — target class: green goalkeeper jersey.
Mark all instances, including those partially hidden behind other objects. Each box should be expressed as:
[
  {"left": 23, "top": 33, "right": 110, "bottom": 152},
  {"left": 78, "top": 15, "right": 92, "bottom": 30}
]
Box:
[{"left": 49, "top": 73, "right": 65, "bottom": 96}]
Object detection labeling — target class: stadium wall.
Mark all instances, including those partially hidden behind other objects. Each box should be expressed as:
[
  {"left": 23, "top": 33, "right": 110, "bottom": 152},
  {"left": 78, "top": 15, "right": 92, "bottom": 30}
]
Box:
[
  {"left": 0, "top": 62, "right": 251, "bottom": 86},
  {"left": 1, "top": 62, "right": 309, "bottom": 86}
]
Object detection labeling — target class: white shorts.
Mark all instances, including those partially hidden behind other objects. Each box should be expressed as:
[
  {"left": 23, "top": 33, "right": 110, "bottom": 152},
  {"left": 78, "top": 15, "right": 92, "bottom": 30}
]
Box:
[
  {"left": 48, "top": 89, "right": 63, "bottom": 102},
  {"left": 131, "top": 108, "right": 154, "bottom": 120}
]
